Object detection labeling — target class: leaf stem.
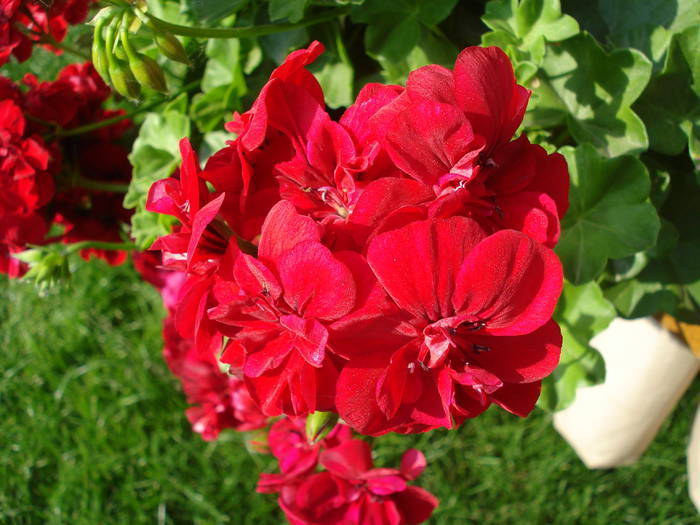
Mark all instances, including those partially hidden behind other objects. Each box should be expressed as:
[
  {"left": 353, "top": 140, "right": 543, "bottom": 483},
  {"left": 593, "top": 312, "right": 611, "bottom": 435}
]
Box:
[
  {"left": 73, "top": 175, "right": 130, "bottom": 193},
  {"left": 142, "top": 6, "right": 350, "bottom": 39},
  {"left": 68, "top": 240, "right": 137, "bottom": 253}
]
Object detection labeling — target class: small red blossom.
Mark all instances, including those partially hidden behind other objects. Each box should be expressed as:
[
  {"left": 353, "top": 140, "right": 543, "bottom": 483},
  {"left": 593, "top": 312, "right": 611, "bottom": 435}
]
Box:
[
  {"left": 266, "top": 439, "right": 437, "bottom": 525},
  {"left": 257, "top": 416, "right": 353, "bottom": 493}
]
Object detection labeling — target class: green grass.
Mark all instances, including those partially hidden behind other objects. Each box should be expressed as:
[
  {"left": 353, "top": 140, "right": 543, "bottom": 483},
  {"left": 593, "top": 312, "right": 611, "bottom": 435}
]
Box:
[{"left": 2, "top": 261, "right": 698, "bottom": 524}]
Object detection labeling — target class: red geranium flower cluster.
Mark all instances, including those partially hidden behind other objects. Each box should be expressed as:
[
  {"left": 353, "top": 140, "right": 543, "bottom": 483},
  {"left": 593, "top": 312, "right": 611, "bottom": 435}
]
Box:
[
  {"left": 135, "top": 251, "right": 269, "bottom": 441},
  {"left": 147, "top": 43, "right": 568, "bottom": 437},
  {"left": 0, "top": 62, "right": 132, "bottom": 276},
  {"left": 1, "top": 0, "right": 95, "bottom": 66},
  {"left": 258, "top": 418, "right": 438, "bottom": 524}
]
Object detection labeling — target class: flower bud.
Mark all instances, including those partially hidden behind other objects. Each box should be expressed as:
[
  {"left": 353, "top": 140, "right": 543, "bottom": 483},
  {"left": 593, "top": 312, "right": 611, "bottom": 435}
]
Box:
[
  {"left": 154, "top": 32, "right": 190, "bottom": 65},
  {"left": 305, "top": 411, "right": 338, "bottom": 444},
  {"left": 128, "top": 53, "right": 168, "bottom": 93},
  {"left": 18, "top": 248, "right": 70, "bottom": 289},
  {"left": 109, "top": 59, "right": 140, "bottom": 99}
]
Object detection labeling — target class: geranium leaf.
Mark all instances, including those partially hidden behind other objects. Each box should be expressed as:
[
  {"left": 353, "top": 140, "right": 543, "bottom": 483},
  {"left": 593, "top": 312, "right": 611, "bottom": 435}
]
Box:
[
  {"left": 482, "top": 0, "right": 579, "bottom": 64},
  {"left": 125, "top": 108, "right": 191, "bottom": 249},
  {"left": 539, "top": 280, "right": 614, "bottom": 411},
  {"left": 567, "top": 0, "right": 700, "bottom": 65},
  {"left": 556, "top": 144, "right": 660, "bottom": 284},
  {"left": 311, "top": 57, "right": 354, "bottom": 109},
  {"left": 634, "top": 25, "right": 700, "bottom": 157},
  {"left": 541, "top": 32, "right": 652, "bottom": 157},
  {"left": 269, "top": 0, "right": 309, "bottom": 23}
]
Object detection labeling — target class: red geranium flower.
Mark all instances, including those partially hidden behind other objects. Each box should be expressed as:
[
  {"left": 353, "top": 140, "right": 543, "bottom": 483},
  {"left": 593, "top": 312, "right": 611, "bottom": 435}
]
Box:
[
  {"left": 272, "top": 439, "right": 437, "bottom": 525},
  {"left": 0, "top": 98, "right": 55, "bottom": 215},
  {"left": 336, "top": 217, "right": 563, "bottom": 435}
]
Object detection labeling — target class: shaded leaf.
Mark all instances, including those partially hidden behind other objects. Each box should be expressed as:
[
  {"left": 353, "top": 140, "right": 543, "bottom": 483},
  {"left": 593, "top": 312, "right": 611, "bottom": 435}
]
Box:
[
  {"left": 541, "top": 32, "right": 652, "bottom": 156},
  {"left": 556, "top": 144, "right": 660, "bottom": 284}
]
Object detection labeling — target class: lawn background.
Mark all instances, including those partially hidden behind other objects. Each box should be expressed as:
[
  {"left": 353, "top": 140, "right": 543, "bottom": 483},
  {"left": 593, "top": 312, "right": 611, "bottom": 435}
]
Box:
[{"left": 2, "top": 261, "right": 699, "bottom": 524}]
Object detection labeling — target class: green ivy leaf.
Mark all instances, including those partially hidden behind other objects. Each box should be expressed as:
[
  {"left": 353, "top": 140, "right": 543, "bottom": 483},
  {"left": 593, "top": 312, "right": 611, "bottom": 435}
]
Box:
[
  {"left": 367, "top": 25, "right": 458, "bottom": 84},
  {"left": 365, "top": 16, "right": 421, "bottom": 64},
  {"left": 191, "top": 85, "right": 240, "bottom": 132},
  {"left": 125, "top": 107, "right": 191, "bottom": 249},
  {"left": 541, "top": 32, "right": 652, "bottom": 156},
  {"left": 556, "top": 144, "right": 660, "bottom": 284},
  {"left": 539, "top": 281, "right": 614, "bottom": 411},
  {"left": 269, "top": 0, "right": 309, "bottom": 23}
]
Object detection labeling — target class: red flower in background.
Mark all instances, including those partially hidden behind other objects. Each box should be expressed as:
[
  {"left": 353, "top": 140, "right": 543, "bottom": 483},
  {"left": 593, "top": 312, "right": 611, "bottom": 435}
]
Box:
[
  {"left": 0, "top": 98, "right": 54, "bottom": 276},
  {"left": 0, "top": 63, "right": 132, "bottom": 276},
  {"left": 0, "top": 0, "right": 95, "bottom": 66}
]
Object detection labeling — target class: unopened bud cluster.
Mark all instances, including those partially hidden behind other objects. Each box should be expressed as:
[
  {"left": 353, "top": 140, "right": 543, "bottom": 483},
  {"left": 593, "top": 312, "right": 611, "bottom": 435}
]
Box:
[{"left": 91, "top": 6, "right": 189, "bottom": 99}]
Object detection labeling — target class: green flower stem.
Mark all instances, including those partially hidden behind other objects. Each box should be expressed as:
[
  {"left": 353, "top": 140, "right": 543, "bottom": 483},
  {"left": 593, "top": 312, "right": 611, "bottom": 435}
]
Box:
[
  {"left": 67, "top": 240, "right": 137, "bottom": 253},
  {"left": 73, "top": 176, "right": 130, "bottom": 193},
  {"left": 56, "top": 79, "right": 200, "bottom": 138},
  {"left": 141, "top": 6, "right": 350, "bottom": 39}
]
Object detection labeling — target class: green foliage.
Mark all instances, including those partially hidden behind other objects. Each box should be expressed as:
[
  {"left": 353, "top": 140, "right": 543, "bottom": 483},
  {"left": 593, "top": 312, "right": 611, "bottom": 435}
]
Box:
[
  {"left": 556, "top": 144, "right": 660, "bottom": 284},
  {"left": 540, "top": 281, "right": 614, "bottom": 411},
  {"left": 351, "top": 0, "right": 459, "bottom": 82},
  {"left": 482, "top": 0, "right": 579, "bottom": 82},
  {"left": 540, "top": 33, "right": 652, "bottom": 157},
  {"left": 125, "top": 96, "right": 191, "bottom": 249},
  {"left": 269, "top": 0, "right": 309, "bottom": 23}
]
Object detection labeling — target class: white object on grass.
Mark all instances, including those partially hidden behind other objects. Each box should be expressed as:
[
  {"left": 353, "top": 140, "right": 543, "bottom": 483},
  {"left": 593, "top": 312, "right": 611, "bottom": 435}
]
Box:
[{"left": 554, "top": 317, "right": 699, "bottom": 469}]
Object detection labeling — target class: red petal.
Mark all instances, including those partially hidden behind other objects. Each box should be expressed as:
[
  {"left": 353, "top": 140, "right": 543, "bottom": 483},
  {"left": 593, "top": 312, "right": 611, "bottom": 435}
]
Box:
[
  {"left": 406, "top": 64, "right": 456, "bottom": 105},
  {"left": 469, "top": 318, "right": 562, "bottom": 383},
  {"left": 383, "top": 99, "right": 478, "bottom": 186},
  {"left": 320, "top": 439, "right": 373, "bottom": 479},
  {"left": 366, "top": 475, "right": 407, "bottom": 496},
  {"left": 490, "top": 381, "right": 542, "bottom": 417},
  {"left": 367, "top": 217, "right": 487, "bottom": 321},
  {"left": 340, "top": 83, "right": 404, "bottom": 146},
  {"left": 392, "top": 486, "right": 439, "bottom": 524},
  {"left": 349, "top": 178, "right": 434, "bottom": 248},
  {"left": 258, "top": 200, "right": 321, "bottom": 264},
  {"left": 279, "top": 314, "right": 328, "bottom": 368},
  {"left": 336, "top": 352, "right": 392, "bottom": 435},
  {"left": 452, "top": 230, "right": 563, "bottom": 335},
  {"left": 186, "top": 193, "right": 225, "bottom": 269},
  {"left": 279, "top": 241, "right": 356, "bottom": 321},
  {"left": 453, "top": 46, "right": 530, "bottom": 149},
  {"left": 400, "top": 449, "right": 427, "bottom": 480},
  {"left": 178, "top": 138, "right": 205, "bottom": 216},
  {"left": 498, "top": 191, "right": 561, "bottom": 248}
]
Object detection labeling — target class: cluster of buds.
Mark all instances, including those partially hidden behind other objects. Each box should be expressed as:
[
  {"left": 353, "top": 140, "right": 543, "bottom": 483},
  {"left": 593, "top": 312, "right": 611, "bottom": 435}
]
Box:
[{"left": 90, "top": 3, "right": 189, "bottom": 98}]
